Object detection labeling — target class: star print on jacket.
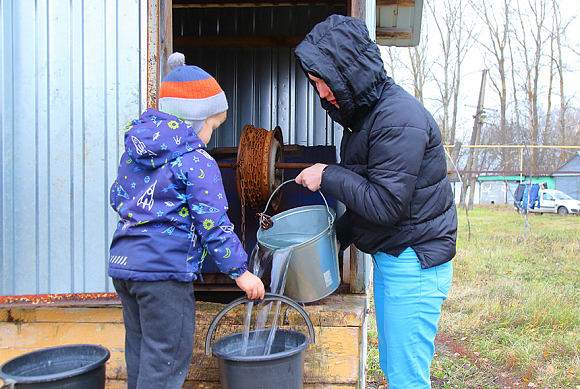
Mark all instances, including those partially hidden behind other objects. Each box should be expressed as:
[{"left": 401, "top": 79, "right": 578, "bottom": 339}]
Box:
[{"left": 108, "top": 108, "right": 248, "bottom": 282}]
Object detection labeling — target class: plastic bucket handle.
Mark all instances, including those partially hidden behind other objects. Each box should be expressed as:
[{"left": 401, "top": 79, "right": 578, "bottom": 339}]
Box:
[
  {"left": 262, "top": 180, "right": 335, "bottom": 225},
  {"left": 1, "top": 378, "right": 15, "bottom": 389},
  {"left": 204, "top": 293, "right": 315, "bottom": 355}
]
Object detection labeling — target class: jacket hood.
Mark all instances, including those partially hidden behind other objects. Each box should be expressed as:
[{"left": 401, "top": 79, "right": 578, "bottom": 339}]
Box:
[
  {"left": 294, "top": 15, "right": 387, "bottom": 127},
  {"left": 123, "top": 108, "right": 204, "bottom": 169}
]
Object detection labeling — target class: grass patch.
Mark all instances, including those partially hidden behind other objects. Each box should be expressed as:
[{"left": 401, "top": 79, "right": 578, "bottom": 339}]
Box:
[{"left": 367, "top": 205, "right": 580, "bottom": 388}]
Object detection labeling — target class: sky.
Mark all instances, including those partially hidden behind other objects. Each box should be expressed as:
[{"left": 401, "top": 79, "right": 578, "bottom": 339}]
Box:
[{"left": 379, "top": 1, "right": 580, "bottom": 142}]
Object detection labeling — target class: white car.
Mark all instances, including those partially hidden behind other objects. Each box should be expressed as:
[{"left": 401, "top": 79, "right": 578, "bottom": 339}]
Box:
[{"left": 529, "top": 189, "right": 580, "bottom": 216}]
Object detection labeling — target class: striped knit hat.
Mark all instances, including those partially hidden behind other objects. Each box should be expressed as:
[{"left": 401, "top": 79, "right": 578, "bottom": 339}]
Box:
[{"left": 159, "top": 52, "right": 228, "bottom": 134}]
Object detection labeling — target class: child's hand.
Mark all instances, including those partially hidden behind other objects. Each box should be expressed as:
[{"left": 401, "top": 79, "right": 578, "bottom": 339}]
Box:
[{"left": 235, "top": 271, "right": 265, "bottom": 300}]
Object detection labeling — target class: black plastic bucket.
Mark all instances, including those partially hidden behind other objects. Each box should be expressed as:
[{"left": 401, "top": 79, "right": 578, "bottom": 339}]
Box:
[
  {"left": 205, "top": 294, "right": 315, "bottom": 389},
  {"left": 0, "top": 344, "right": 110, "bottom": 389},
  {"left": 213, "top": 329, "right": 308, "bottom": 389}
]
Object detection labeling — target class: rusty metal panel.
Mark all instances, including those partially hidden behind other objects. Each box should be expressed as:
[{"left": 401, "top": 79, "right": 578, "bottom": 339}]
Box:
[{"left": 0, "top": 0, "right": 144, "bottom": 296}]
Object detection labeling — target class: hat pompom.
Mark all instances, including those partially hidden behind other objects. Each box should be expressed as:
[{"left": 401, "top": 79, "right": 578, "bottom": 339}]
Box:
[{"left": 167, "top": 52, "right": 186, "bottom": 70}]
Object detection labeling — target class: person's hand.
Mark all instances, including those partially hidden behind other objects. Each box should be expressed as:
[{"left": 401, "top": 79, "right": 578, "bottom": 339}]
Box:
[
  {"left": 295, "top": 163, "right": 327, "bottom": 192},
  {"left": 235, "top": 270, "right": 265, "bottom": 300}
]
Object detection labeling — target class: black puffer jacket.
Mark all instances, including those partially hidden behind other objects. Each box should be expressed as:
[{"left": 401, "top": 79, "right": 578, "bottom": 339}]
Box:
[{"left": 295, "top": 15, "right": 457, "bottom": 269}]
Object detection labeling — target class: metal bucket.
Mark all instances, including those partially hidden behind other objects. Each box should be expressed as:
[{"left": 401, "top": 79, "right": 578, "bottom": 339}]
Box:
[
  {"left": 256, "top": 180, "right": 340, "bottom": 303},
  {"left": 205, "top": 293, "right": 315, "bottom": 389}
]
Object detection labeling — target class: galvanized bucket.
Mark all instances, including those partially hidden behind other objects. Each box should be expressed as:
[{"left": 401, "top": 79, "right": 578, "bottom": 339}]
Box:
[{"left": 256, "top": 180, "right": 340, "bottom": 303}]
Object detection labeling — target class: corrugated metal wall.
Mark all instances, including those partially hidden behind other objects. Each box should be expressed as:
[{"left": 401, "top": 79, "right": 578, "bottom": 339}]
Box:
[
  {"left": 172, "top": 5, "right": 347, "bottom": 151},
  {"left": 1, "top": 1, "right": 145, "bottom": 295},
  {"left": 1, "top": 2, "right": 351, "bottom": 296}
]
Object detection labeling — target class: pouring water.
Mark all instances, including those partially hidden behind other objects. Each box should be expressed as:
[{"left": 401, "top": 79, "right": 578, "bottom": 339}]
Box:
[
  {"left": 240, "top": 244, "right": 293, "bottom": 356},
  {"left": 236, "top": 180, "right": 339, "bottom": 357}
]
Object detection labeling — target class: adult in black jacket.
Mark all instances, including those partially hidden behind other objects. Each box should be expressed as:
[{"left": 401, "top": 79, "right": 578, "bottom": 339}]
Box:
[{"left": 294, "top": 15, "right": 457, "bottom": 389}]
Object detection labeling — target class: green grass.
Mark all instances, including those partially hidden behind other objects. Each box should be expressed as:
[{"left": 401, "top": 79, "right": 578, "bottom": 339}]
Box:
[{"left": 367, "top": 205, "right": 580, "bottom": 388}]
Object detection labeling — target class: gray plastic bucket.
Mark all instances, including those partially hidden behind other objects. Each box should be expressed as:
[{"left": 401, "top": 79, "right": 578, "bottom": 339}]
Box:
[
  {"left": 256, "top": 180, "right": 340, "bottom": 303},
  {"left": 205, "top": 293, "right": 315, "bottom": 389},
  {"left": 0, "top": 344, "right": 110, "bottom": 389}
]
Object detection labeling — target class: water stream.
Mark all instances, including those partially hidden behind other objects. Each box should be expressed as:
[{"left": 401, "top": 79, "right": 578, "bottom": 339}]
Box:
[{"left": 239, "top": 244, "right": 294, "bottom": 356}]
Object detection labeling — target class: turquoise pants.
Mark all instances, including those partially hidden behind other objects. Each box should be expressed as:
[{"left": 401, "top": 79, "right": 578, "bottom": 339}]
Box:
[{"left": 372, "top": 248, "right": 453, "bottom": 389}]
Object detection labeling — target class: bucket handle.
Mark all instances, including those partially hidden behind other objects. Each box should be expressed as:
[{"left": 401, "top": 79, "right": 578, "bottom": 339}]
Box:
[
  {"left": 0, "top": 379, "right": 15, "bottom": 389},
  {"left": 204, "top": 293, "right": 316, "bottom": 356},
  {"left": 262, "top": 180, "right": 335, "bottom": 226}
]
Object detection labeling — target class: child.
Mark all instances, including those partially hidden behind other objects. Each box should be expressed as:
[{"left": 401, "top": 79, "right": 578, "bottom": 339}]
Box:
[{"left": 108, "top": 52, "right": 264, "bottom": 389}]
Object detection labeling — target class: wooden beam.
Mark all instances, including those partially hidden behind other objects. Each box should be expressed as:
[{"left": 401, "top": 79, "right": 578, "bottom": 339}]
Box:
[
  {"left": 375, "top": 0, "right": 415, "bottom": 6},
  {"left": 160, "top": 0, "right": 173, "bottom": 81},
  {"left": 147, "top": 0, "right": 173, "bottom": 110},
  {"left": 147, "top": 0, "right": 159, "bottom": 109},
  {"left": 174, "top": 35, "right": 305, "bottom": 47},
  {"left": 348, "top": 245, "right": 368, "bottom": 294},
  {"left": 376, "top": 27, "right": 412, "bottom": 39},
  {"left": 348, "top": 0, "right": 365, "bottom": 21}
]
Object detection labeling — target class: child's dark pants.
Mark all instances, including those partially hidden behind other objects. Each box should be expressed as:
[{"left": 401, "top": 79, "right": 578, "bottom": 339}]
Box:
[{"left": 113, "top": 279, "right": 196, "bottom": 389}]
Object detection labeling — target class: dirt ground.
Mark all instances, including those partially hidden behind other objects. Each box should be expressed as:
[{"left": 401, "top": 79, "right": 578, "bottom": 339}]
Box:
[{"left": 366, "top": 333, "right": 525, "bottom": 389}]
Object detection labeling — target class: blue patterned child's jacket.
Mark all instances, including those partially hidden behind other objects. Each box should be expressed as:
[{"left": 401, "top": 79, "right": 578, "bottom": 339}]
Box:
[{"left": 108, "top": 109, "right": 248, "bottom": 282}]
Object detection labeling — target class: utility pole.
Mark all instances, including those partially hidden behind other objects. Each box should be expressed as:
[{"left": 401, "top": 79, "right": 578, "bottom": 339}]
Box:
[{"left": 461, "top": 69, "right": 488, "bottom": 210}]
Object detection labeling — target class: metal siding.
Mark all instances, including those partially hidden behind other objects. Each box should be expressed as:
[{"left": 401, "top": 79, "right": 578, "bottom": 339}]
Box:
[
  {"left": 71, "top": 0, "right": 85, "bottom": 294},
  {"left": 178, "top": 46, "right": 340, "bottom": 148},
  {"left": 276, "top": 47, "right": 291, "bottom": 143},
  {"left": 237, "top": 47, "right": 256, "bottom": 138},
  {"left": 258, "top": 47, "right": 273, "bottom": 131},
  {"left": 12, "top": 0, "right": 29, "bottom": 292},
  {"left": 216, "top": 47, "right": 237, "bottom": 147},
  {"left": 1, "top": 0, "right": 15, "bottom": 294},
  {"left": 1, "top": 0, "right": 143, "bottom": 296},
  {"left": 173, "top": 5, "right": 346, "bottom": 149},
  {"left": 556, "top": 177, "right": 580, "bottom": 200},
  {"left": 36, "top": 1, "right": 50, "bottom": 294},
  {"left": 554, "top": 155, "right": 580, "bottom": 200},
  {"left": 2, "top": 3, "right": 347, "bottom": 296},
  {"left": 47, "top": 1, "right": 73, "bottom": 293}
]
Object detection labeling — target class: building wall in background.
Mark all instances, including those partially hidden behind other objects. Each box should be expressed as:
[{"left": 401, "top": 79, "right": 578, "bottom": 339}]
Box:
[{"left": 554, "top": 155, "right": 580, "bottom": 200}]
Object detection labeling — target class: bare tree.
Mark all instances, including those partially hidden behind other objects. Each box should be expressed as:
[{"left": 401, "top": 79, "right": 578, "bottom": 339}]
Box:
[
  {"left": 427, "top": 0, "right": 475, "bottom": 145},
  {"left": 408, "top": 40, "right": 429, "bottom": 104},
  {"left": 512, "top": 0, "right": 551, "bottom": 169},
  {"left": 380, "top": 11, "right": 432, "bottom": 105},
  {"left": 552, "top": 0, "right": 566, "bottom": 161},
  {"left": 398, "top": 0, "right": 580, "bottom": 183},
  {"left": 470, "top": 0, "right": 512, "bottom": 168},
  {"left": 548, "top": 0, "right": 578, "bottom": 165},
  {"left": 380, "top": 46, "right": 401, "bottom": 83}
]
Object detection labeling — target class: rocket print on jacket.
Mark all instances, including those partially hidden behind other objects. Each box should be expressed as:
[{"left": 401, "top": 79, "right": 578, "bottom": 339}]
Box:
[{"left": 108, "top": 109, "right": 248, "bottom": 283}]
